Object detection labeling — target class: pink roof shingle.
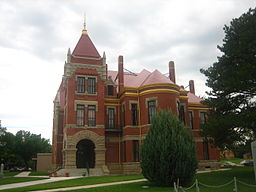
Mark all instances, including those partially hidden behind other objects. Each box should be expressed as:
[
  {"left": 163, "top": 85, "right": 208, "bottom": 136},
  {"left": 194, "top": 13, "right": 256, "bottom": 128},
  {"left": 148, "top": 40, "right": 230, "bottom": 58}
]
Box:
[
  {"left": 108, "top": 69, "right": 174, "bottom": 88},
  {"left": 108, "top": 69, "right": 202, "bottom": 104},
  {"left": 72, "top": 33, "right": 101, "bottom": 58},
  {"left": 188, "top": 92, "right": 202, "bottom": 103}
]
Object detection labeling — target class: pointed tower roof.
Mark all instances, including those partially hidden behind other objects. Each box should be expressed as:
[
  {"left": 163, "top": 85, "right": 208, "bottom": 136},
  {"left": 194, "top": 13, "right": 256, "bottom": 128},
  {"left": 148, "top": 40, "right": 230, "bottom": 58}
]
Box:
[{"left": 72, "top": 22, "right": 101, "bottom": 58}]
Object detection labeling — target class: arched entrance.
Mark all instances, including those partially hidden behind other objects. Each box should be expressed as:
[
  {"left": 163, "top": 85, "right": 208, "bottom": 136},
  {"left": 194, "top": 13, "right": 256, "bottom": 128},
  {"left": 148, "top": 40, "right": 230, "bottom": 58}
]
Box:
[{"left": 76, "top": 139, "right": 95, "bottom": 168}]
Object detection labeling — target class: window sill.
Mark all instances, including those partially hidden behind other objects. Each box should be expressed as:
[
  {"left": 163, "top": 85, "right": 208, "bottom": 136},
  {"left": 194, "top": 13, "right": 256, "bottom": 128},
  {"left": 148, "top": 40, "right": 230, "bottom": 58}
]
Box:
[{"left": 75, "top": 92, "right": 97, "bottom": 96}]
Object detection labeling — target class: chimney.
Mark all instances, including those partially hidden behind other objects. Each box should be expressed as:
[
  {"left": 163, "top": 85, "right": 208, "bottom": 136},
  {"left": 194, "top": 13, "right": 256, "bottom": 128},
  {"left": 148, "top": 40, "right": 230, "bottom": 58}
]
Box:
[
  {"left": 118, "top": 55, "right": 124, "bottom": 92},
  {"left": 169, "top": 61, "right": 176, "bottom": 83},
  {"left": 189, "top": 80, "right": 195, "bottom": 94}
]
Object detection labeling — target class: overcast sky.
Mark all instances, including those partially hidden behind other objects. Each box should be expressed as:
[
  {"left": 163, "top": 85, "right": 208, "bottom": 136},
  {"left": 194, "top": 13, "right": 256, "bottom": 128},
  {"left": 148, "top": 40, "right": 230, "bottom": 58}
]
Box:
[{"left": 0, "top": 0, "right": 255, "bottom": 141}]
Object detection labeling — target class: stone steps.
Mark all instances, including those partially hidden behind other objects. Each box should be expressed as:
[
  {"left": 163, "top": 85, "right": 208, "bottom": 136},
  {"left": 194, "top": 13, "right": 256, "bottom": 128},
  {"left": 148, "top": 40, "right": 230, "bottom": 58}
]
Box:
[{"left": 56, "top": 168, "right": 104, "bottom": 177}]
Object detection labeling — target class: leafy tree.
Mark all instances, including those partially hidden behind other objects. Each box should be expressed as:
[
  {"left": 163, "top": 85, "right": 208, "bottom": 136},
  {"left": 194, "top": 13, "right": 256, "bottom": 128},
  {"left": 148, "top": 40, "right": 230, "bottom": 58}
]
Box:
[
  {"left": 140, "top": 110, "right": 197, "bottom": 186},
  {"left": 0, "top": 122, "right": 51, "bottom": 169},
  {"left": 15, "top": 130, "right": 51, "bottom": 168},
  {"left": 0, "top": 127, "right": 17, "bottom": 168},
  {"left": 200, "top": 8, "right": 256, "bottom": 150}
]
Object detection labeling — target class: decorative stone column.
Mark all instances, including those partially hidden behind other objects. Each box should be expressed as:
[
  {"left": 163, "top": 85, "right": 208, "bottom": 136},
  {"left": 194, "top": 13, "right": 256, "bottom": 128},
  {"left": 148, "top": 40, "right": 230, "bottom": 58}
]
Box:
[{"left": 63, "top": 148, "right": 77, "bottom": 169}]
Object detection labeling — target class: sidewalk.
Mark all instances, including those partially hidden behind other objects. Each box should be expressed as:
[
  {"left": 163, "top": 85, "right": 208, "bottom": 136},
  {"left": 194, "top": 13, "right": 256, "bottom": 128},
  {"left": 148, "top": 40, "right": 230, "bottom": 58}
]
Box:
[
  {"left": 32, "top": 179, "right": 147, "bottom": 192},
  {"left": 14, "top": 171, "right": 31, "bottom": 177},
  {"left": 0, "top": 176, "right": 81, "bottom": 191},
  {"left": 14, "top": 171, "right": 50, "bottom": 178}
]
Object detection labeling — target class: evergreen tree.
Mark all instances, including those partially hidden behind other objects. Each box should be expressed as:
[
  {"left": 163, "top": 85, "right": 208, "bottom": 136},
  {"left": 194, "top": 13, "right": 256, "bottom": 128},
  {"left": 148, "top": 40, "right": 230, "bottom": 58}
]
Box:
[
  {"left": 200, "top": 8, "right": 256, "bottom": 150},
  {"left": 140, "top": 110, "right": 197, "bottom": 186}
]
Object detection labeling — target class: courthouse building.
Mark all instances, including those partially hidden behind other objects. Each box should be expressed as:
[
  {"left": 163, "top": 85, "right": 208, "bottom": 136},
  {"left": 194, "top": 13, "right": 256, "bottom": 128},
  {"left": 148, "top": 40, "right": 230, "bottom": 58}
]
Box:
[{"left": 52, "top": 25, "right": 219, "bottom": 176}]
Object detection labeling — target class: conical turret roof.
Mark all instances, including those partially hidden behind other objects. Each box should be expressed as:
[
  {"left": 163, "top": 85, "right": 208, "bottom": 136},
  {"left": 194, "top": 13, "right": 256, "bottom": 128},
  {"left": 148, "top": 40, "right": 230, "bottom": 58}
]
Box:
[{"left": 72, "top": 30, "right": 100, "bottom": 58}]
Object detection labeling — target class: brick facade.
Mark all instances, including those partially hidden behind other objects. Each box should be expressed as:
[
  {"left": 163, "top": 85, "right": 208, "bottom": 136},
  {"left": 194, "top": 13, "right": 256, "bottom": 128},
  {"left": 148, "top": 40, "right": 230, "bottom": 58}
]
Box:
[{"left": 52, "top": 27, "right": 220, "bottom": 174}]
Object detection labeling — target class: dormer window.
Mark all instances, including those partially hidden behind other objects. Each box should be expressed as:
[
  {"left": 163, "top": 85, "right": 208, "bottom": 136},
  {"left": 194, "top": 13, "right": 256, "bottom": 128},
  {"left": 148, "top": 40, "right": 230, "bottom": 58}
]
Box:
[{"left": 107, "top": 85, "right": 114, "bottom": 96}]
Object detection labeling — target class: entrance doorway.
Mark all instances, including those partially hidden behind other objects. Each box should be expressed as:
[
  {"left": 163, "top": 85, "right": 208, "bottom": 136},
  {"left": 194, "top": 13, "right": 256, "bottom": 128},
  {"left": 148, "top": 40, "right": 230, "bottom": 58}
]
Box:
[{"left": 76, "top": 139, "right": 95, "bottom": 168}]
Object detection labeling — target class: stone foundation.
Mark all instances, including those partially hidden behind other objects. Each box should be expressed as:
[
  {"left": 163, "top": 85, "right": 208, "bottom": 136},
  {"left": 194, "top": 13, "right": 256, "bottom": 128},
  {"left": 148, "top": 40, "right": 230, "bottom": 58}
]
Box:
[
  {"left": 107, "top": 162, "right": 141, "bottom": 175},
  {"left": 198, "top": 160, "right": 220, "bottom": 170}
]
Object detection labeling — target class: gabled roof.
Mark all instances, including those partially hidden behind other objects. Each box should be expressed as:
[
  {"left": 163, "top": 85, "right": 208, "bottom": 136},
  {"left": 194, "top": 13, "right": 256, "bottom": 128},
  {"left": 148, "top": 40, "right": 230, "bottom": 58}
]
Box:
[
  {"left": 72, "top": 32, "right": 101, "bottom": 58},
  {"left": 108, "top": 69, "right": 174, "bottom": 88},
  {"left": 188, "top": 92, "right": 202, "bottom": 103},
  {"left": 108, "top": 69, "right": 203, "bottom": 104}
]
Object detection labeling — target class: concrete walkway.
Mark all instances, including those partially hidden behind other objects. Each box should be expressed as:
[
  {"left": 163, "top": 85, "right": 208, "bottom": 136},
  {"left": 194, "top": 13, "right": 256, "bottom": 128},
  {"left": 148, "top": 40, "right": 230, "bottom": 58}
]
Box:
[
  {"left": 32, "top": 179, "right": 147, "bottom": 192},
  {"left": 0, "top": 176, "right": 81, "bottom": 191},
  {"left": 14, "top": 171, "right": 50, "bottom": 178},
  {"left": 14, "top": 171, "right": 31, "bottom": 177}
]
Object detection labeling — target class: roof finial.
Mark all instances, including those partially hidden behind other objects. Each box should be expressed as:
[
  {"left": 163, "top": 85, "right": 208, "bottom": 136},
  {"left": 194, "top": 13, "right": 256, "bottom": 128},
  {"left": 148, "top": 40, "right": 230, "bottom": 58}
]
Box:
[{"left": 82, "top": 12, "right": 88, "bottom": 35}]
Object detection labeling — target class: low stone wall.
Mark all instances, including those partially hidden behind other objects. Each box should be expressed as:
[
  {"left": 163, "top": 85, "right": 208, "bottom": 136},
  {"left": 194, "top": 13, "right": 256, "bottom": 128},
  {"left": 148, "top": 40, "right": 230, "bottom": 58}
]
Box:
[
  {"left": 107, "top": 163, "right": 123, "bottom": 175},
  {"left": 107, "top": 162, "right": 141, "bottom": 175},
  {"left": 123, "top": 162, "right": 141, "bottom": 174},
  {"left": 198, "top": 160, "right": 221, "bottom": 170}
]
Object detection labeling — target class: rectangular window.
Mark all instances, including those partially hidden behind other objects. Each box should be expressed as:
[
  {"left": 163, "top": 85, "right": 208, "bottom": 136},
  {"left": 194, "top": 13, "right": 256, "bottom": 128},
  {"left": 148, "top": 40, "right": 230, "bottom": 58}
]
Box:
[
  {"left": 189, "top": 111, "right": 194, "bottom": 129},
  {"left": 88, "top": 105, "right": 96, "bottom": 126},
  {"left": 133, "top": 140, "right": 139, "bottom": 162},
  {"left": 203, "top": 141, "right": 209, "bottom": 160},
  {"left": 77, "top": 77, "right": 85, "bottom": 93},
  {"left": 122, "top": 141, "right": 126, "bottom": 162},
  {"left": 76, "top": 104, "right": 84, "bottom": 126},
  {"left": 88, "top": 77, "right": 96, "bottom": 94},
  {"left": 108, "top": 108, "right": 115, "bottom": 129},
  {"left": 148, "top": 100, "right": 156, "bottom": 124},
  {"left": 179, "top": 105, "right": 185, "bottom": 124},
  {"left": 121, "top": 104, "right": 125, "bottom": 128},
  {"left": 131, "top": 103, "right": 138, "bottom": 126},
  {"left": 107, "top": 85, "right": 114, "bottom": 96},
  {"left": 200, "top": 112, "right": 207, "bottom": 124}
]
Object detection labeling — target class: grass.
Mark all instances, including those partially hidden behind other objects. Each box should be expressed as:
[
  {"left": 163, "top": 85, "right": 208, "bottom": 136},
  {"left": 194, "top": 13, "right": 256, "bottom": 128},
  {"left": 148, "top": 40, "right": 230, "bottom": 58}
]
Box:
[
  {"left": 2, "top": 172, "right": 20, "bottom": 177},
  {"left": 67, "top": 167, "right": 256, "bottom": 192},
  {"left": 220, "top": 158, "right": 252, "bottom": 164},
  {"left": 0, "top": 177, "right": 47, "bottom": 186},
  {"left": 29, "top": 171, "right": 50, "bottom": 176},
  {"left": 0, "top": 171, "right": 47, "bottom": 186},
  {"left": 4, "top": 174, "right": 143, "bottom": 192},
  {"left": 2, "top": 167, "right": 255, "bottom": 192}
]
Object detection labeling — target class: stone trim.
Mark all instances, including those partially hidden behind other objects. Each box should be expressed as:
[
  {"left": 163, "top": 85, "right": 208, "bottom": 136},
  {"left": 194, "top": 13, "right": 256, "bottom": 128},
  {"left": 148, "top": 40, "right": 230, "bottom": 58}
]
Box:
[
  {"left": 74, "top": 100, "right": 98, "bottom": 111},
  {"left": 122, "top": 135, "right": 139, "bottom": 141},
  {"left": 63, "top": 130, "right": 106, "bottom": 169},
  {"left": 129, "top": 100, "right": 139, "bottom": 110},
  {"left": 71, "top": 54, "right": 102, "bottom": 61},
  {"left": 64, "top": 62, "right": 107, "bottom": 80},
  {"left": 145, "top": 97, "right": 158, "bottom": 108},
  {"left": 64, "top": 124, "right": 104, "bottom": 129},
  {"left": 106, "top": 106, "right": 116, "bottom": 114},
  {"left": 106, "top": 137, "right": 120, "bottom": 143}
]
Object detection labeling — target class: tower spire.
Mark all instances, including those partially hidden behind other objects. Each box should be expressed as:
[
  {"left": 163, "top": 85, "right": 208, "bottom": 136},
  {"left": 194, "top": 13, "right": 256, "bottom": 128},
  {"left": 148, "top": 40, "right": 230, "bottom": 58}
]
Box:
[{"left": 82, "top": 13, "right": 88, "bottom": 35}]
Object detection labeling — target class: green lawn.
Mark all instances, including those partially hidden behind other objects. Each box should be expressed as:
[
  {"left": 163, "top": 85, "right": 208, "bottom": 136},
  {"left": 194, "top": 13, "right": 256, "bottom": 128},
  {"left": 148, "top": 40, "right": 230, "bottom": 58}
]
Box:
[
  {"left": 2, "top": 172, "right": 20, "bottom": 177},
  {"left": 67, "top": 167, "right": 256, "bottom": 192},
  {"left": 0, "top": 177, "right": 47, "bottom": 186},
  {"left": 2, "top": 167, "right": 255, "bottom": 192},
  {"left": 0, "top": 171, "right": 48, "bottom": 186},
  {"left": 4, "top": 174, "right": 144, "bottom": 192},
  {"left": 220, "top": 158, "right": 252, "bottom": 164}
]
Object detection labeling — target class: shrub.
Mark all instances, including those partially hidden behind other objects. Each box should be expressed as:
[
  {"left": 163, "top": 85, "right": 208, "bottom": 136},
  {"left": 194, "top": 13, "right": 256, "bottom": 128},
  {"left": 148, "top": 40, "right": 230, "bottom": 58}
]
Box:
[{"left": 140, "top": 110, "right": 197, "bottom": 186}]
